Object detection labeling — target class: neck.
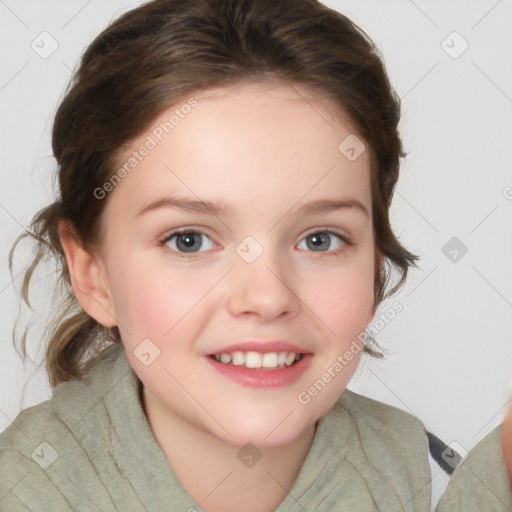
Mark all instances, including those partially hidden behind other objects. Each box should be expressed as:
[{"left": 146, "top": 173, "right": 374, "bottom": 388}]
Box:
[{"left": 141, "top": 385, "right": 317, "bottom": 512}]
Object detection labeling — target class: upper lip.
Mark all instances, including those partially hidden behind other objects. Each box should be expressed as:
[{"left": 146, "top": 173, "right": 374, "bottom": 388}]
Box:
[{"left": 207, "top": 341, "right": 313, "bottom": 356}]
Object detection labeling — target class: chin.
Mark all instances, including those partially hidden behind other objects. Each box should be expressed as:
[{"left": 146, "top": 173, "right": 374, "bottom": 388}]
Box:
[{"left": 209, "top": 410, "right": 315, "bottom": 449}]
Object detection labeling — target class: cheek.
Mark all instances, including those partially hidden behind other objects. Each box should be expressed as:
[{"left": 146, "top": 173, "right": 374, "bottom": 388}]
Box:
[
  {"left": 106, "top": 251, "right": 169, "bottom": 336},
  {"left": 107, "top": 254, "right": 214, "bottom": 339},
  {"left": 311, "top": 257, "right": 375, "bottom": 338}
]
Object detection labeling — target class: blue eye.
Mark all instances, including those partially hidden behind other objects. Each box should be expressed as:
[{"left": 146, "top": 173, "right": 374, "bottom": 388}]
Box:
[
  {"left": 159, "top": 230, "right": 215, "bottom": 256},
  {"left": 297, "top": 229, "right": 352, "bottom": 256},
  {"left": 158, "top": 228, "right": 353, "bottom": 259}
]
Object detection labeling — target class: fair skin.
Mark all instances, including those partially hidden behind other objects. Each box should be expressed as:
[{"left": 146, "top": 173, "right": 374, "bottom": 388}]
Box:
[
  {"left": 58, "top": 80, "right": 380, "bottom": 512},
  {"left": 501, "top": 402, "right": 512, "bottom": 483}
]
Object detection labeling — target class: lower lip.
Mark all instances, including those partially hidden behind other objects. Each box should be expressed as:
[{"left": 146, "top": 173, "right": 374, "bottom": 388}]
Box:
[{"left": 204, "top": 354, "right": 313, "bottom": 388}]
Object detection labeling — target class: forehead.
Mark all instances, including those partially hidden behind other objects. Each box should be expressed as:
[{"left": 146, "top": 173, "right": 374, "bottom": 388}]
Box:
[{"left": 105, "top": 80, "right": 372, "bottom": 222}]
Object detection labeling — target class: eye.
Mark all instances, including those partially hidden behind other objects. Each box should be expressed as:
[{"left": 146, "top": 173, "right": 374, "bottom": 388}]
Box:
[
  {"left": 158, "top": 228, "right": 353, "bottom": 259},
  {"left": 297, "top": 229, "right": 352, "bottom": 256},
  {"left": 158, "top": 230, "right": 215, "bottom": 257}
]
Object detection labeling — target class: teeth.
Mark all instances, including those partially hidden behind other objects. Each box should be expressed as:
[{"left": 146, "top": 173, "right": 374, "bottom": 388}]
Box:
[
  {"left": 231, "top": 351, "right": 244, "bottom": 366},
  {"left": 277, "top": 352, "right": 287, "bottom": 366},
  {"left": 245, "top": 351, "right": 262, "bottom": 368},
  {"left": 212, "top": 351, "right": 303, "bottom": 369},
  {"left": 262, "top": 352, "right": 278, "bottom": 368},
  {"left": 220, "top": 353, "right": 232, "bottom": 364},
  {"left": 285, "top": 353, "right": 296, "bottom": 366}
]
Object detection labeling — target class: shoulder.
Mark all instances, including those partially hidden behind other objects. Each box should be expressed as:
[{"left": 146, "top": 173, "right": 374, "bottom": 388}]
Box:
[
  {"left": 312, "top": 389, "right": 432, "bottom": 509},
  {"left": 0, "top": 342, "right": 123, "bottom": 454},
  {"left": 334, "top": 389, "right": 428, "bottom": 466},
  {"left": 0, "top": 397, "right": 74, "bottom": 510},
  {"left": 0, "top": 396, "right": 66, "bottom": 470},
  {"left": 0, "top": 343, "right": 126, "bottom": 509},
  {"left": 436, "top": 425, "right": 512, "bottom": 511},
  {"left": 338, "top": 388, "right": 426, "bottom": 433}
]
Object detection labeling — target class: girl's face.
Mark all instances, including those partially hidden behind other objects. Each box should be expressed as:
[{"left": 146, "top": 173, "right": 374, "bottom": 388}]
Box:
[{"left": 99, "top": 80, "right": 376, "bottom": 447}]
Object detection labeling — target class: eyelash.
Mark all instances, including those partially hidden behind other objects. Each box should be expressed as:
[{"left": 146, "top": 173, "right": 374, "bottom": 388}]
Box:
[{"left": 157, "top": 228, "right": 354, "bottom": 259}]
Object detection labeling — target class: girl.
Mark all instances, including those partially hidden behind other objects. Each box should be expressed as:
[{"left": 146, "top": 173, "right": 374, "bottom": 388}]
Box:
[{"left": 0, "top": 0, "right": 509, "bottom": 510}]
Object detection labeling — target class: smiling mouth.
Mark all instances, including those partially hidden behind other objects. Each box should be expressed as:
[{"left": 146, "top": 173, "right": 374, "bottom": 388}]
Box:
[{"left": 207, "top": 351, "right": 304, "bottom": 370}]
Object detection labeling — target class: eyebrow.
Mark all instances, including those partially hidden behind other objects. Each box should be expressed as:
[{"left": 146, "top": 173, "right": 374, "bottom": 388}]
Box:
[{"left": 135, "top": 196, "right": 370, "bottom": 218}]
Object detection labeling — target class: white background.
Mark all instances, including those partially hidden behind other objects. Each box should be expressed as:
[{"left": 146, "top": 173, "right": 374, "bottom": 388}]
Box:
[{"left": 0, "top": 0, "right": 511, "bottom": 455}]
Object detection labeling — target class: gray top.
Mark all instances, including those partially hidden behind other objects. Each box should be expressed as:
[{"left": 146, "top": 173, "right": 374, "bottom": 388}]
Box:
[
  {"left": 436, "top": 424, "right": 512, "bottom": 511},
  {"left": 0, "top": 342, "right": 509, "bottom": 511}
]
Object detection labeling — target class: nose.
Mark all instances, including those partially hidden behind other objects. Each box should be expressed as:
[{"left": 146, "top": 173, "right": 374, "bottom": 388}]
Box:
[{"left": 226, "top": 248, "right": 301, "bottom": 324}]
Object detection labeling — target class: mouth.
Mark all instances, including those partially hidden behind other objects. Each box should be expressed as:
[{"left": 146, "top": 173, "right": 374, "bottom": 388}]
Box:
[
  {"left": 205, "top": 350, "right": 312, "bottom": 388},
  {"left": 207, "top": 350, "right": 304, "bottom": 371}
]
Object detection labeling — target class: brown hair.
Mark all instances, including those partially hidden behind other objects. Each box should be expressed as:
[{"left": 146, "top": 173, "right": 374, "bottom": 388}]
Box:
[{"left": 9, "top": 0, "right": 418, "bottom": 388}]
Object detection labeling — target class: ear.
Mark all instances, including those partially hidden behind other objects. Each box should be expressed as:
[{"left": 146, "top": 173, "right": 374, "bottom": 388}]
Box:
[{"left": 57, "top": 219, "right": 117, "bottom": 328}]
